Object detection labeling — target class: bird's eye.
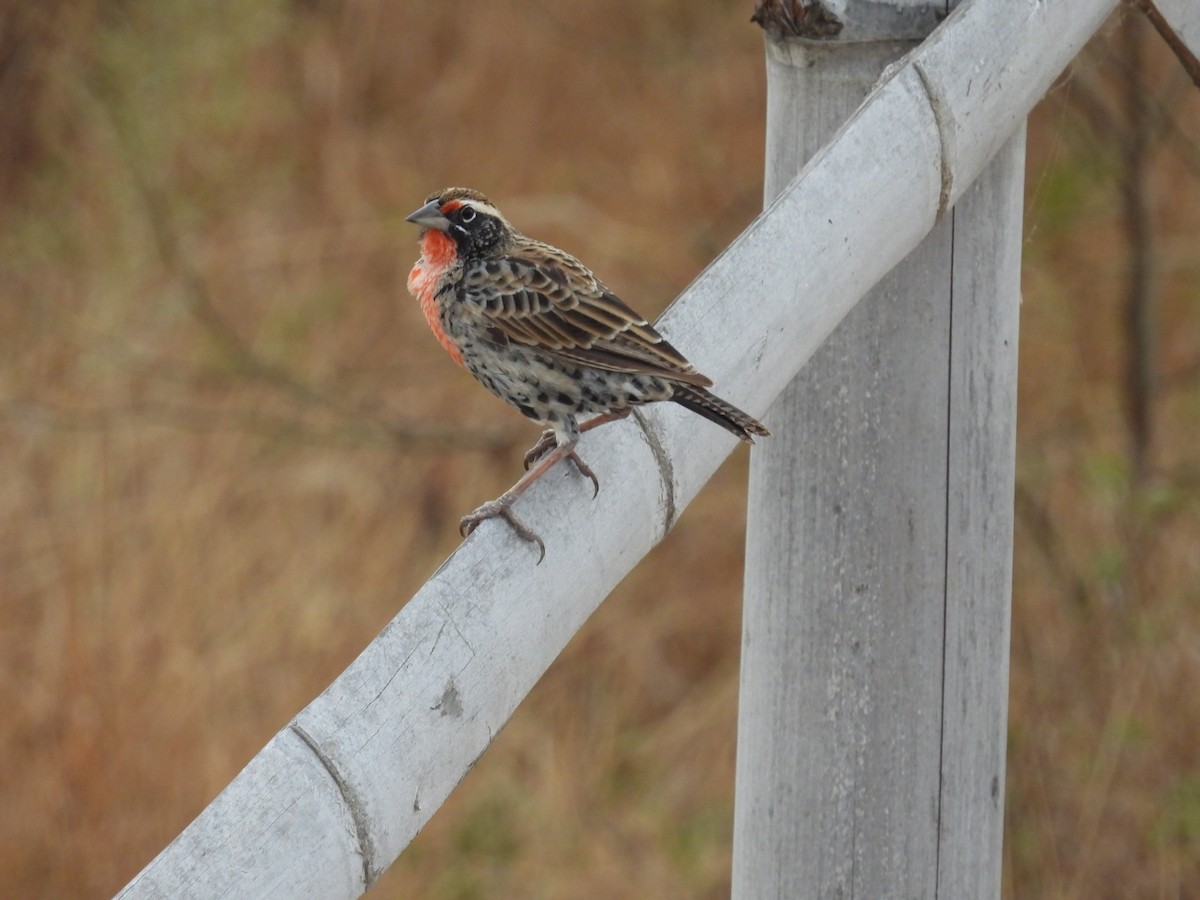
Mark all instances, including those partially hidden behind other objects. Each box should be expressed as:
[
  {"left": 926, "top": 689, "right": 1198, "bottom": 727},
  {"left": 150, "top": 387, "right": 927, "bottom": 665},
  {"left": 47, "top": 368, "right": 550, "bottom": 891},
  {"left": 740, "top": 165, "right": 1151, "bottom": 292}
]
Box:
[{"left": 460, "top": 207, "right": 477, "bottom": 223}]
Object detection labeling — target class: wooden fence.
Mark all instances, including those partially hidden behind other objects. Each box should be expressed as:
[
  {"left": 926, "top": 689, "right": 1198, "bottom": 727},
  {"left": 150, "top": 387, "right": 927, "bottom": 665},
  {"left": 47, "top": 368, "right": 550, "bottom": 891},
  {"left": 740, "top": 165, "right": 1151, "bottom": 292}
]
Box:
[{"left": 116, "top": 0, "right": 1143, "bottom": 896}]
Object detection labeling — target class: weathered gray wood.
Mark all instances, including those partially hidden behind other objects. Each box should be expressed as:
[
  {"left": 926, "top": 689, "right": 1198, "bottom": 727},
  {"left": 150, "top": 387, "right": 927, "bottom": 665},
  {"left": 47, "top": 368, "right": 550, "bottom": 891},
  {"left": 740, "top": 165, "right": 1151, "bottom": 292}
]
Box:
[
  {"left": 736, "top": 27, "right": 950, "bottom": 898},
  {"left": 733, "top": 6, "right": 1024, "bottom": 898},
  {"left": 938, "top": 125, "right": 1023, "bottom": 899},
  {"left": 119, "top": 0, "right": 1114, "bottom": 895}
]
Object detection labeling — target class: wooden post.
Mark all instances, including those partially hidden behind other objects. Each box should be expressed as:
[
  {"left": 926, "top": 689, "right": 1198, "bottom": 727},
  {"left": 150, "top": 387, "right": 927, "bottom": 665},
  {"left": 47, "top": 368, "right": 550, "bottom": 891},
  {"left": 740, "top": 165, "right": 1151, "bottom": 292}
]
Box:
[{"left": 734, "top": 4, "right": 1023, "bottom": 897}]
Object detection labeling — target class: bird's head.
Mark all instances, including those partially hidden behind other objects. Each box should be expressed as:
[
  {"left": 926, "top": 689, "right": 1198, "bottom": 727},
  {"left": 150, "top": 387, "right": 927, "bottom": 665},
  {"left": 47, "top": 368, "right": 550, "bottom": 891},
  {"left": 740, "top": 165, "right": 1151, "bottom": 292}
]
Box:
[{"left": 406, "top": 187, "right": 513, "bottom": 258}]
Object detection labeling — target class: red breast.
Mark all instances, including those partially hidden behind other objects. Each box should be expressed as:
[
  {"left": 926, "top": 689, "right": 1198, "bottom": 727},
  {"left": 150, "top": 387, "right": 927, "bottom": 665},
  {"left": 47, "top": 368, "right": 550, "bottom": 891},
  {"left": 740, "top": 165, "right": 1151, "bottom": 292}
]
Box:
[{"left": 408, "top": 229, "right": 465, "bottom": 367}]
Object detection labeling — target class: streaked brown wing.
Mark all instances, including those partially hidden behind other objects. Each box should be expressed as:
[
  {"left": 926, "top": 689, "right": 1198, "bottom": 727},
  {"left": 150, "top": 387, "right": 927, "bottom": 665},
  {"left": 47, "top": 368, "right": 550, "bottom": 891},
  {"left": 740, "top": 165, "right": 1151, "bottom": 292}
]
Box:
[{"left": 462, "top": 240, "right": 713, "bottom": 388}]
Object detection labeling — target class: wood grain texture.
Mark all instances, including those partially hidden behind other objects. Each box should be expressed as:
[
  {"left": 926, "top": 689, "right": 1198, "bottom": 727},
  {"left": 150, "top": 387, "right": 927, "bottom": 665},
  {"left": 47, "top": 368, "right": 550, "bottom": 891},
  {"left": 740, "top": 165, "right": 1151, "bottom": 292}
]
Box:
[
  {"left": 119, "top": 0, "right": 1114, "bottom": 894},
  {"left": 937, "top": 126, "right": 1024, "bottom": 900},
  {"left": 734, "top": 8, "right": 1025, "bottom": 897},
  {"left": 736, "top": 32, "right": 951, "bottom": 899}
]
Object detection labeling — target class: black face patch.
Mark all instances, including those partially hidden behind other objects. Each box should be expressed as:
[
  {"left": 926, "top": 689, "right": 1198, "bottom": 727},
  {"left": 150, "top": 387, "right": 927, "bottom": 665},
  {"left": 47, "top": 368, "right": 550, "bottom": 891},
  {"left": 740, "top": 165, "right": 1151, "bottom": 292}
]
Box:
[{"left": 446, "top": 205, "right": 508, "bottom": 259}]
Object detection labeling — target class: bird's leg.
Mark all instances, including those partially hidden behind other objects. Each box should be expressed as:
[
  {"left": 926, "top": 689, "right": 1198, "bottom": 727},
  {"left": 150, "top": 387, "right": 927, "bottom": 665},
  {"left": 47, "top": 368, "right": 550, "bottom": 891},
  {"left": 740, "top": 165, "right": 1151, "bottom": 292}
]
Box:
[
  {"left": 521, "top": 432, "right": 592, "bottom": 494},
  {"left": 523, "top": 409, "right": 633, "bottom": 471},
  {"left": 561, "top": 448, "right": 599, "bottom": 499},
  {"left": 461, "top": 441, "right": 583, "bottom": 563},
  {"left": 561, "top": 408, "right": 631, "bottom": 497}
]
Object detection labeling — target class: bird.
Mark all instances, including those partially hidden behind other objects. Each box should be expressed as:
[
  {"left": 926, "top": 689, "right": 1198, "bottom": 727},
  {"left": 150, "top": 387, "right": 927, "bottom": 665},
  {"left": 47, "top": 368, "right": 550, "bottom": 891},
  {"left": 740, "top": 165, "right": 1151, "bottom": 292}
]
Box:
[{"left": 405, "top": 187, "right": 768, "bottom": 560}]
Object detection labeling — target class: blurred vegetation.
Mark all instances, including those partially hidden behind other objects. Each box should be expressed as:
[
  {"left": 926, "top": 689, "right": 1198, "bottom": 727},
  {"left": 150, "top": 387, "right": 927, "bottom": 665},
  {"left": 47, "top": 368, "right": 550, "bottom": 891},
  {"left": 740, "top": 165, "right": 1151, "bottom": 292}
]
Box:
[{"left": 0, "top": 1, "right": 1197, "bottom": 897}]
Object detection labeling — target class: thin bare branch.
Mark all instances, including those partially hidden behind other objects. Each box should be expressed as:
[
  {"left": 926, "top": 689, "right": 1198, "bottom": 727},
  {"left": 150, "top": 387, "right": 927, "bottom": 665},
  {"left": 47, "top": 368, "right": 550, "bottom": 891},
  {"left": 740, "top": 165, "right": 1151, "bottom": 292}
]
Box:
[{"left": 1118, "top": 12, "right": 1157, "bottom": 484}]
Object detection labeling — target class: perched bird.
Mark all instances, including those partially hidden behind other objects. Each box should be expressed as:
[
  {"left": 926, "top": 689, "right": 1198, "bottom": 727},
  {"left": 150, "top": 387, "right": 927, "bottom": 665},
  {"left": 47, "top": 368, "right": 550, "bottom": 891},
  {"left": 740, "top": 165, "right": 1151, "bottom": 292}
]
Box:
[{"left": 406, "top": 187, "right": 768, "bottom": 559}]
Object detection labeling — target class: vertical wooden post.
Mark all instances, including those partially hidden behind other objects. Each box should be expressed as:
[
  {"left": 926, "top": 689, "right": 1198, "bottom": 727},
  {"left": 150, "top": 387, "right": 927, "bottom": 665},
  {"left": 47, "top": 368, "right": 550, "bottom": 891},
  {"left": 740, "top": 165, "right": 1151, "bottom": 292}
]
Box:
[{"left": 733, "top": 6, "right": 1022, "bottom": 897}]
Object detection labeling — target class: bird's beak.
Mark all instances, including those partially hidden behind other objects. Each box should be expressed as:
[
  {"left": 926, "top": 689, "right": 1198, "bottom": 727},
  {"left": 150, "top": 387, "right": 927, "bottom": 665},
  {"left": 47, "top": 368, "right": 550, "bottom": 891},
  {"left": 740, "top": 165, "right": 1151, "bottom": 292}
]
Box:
[{"left": 405, "top": 199, "right": 452, "bottom": 232}]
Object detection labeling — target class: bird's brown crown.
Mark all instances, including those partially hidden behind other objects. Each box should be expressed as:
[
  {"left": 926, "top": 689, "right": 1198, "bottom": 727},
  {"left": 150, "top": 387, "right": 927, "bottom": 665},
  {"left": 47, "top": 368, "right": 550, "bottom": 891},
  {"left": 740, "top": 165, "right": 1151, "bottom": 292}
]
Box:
[{"left": 428, "top": 186, "right": 491, "bottom": 207}]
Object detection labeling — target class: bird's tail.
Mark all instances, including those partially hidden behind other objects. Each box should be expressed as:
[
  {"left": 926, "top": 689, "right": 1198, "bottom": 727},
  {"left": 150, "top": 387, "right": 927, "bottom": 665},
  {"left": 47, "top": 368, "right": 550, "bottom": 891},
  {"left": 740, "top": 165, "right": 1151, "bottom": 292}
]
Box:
[{"left": 670, "top": 385, "right": 770, "bottom": 443}]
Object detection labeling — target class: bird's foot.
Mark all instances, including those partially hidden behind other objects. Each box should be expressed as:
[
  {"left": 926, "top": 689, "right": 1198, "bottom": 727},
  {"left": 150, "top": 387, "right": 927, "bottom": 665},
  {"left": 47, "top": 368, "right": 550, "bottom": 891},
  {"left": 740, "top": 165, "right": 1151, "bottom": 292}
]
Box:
[
  {"left": 523, "top": 433, "right": 599, "bottom": 498},
  {"left": 564, "top": 449, "right": 599, "bottom": 498},
  {"left": 460, "top": 498, "right": 546, "bottom": 564},
  {"left": 522, "top": 430, "right": 557, "bottom": 470}
]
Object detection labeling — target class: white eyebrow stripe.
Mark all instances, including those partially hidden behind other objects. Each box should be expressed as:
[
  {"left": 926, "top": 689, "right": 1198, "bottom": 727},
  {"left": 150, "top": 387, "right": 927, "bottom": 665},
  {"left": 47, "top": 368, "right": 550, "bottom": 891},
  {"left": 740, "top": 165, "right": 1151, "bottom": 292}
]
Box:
[{"left": 460, "top": 200, "right": 507, "bottom": 222}]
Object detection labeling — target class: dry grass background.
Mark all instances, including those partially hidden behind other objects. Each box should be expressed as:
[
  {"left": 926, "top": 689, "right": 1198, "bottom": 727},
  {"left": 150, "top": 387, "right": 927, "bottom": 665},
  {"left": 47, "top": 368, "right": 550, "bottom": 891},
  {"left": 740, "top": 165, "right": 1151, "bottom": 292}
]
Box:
[{"left": 0, "top": 1, "right": 1197, "bottom": 897}]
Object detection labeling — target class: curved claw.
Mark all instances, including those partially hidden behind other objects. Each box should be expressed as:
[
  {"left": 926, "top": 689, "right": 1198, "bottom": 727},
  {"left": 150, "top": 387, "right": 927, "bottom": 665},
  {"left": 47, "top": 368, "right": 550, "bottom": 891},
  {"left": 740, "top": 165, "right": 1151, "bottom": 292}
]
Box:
[
  {"left": 566, "top": 450, "right": 600, "bottom": 499},
  {"left": 523, "top": 430, "right": 557, "bottom": 471},
  {"left": 459, "top": 500, "right": 546, "bottom": 564}
]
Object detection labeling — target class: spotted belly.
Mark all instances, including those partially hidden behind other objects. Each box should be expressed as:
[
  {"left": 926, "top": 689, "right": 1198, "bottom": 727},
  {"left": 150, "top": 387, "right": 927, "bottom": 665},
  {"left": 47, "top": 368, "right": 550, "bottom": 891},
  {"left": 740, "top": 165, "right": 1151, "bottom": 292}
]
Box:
[{"left": 459, "top": 338, "right": 673, "bottom": 434}]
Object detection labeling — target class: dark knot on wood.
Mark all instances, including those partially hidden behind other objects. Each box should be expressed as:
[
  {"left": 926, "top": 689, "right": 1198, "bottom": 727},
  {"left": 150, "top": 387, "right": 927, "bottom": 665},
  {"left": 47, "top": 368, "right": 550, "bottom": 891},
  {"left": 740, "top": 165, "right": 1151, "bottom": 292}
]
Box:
[{"left": 751, "top": 0, "right": 844, "bottom": 40}]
